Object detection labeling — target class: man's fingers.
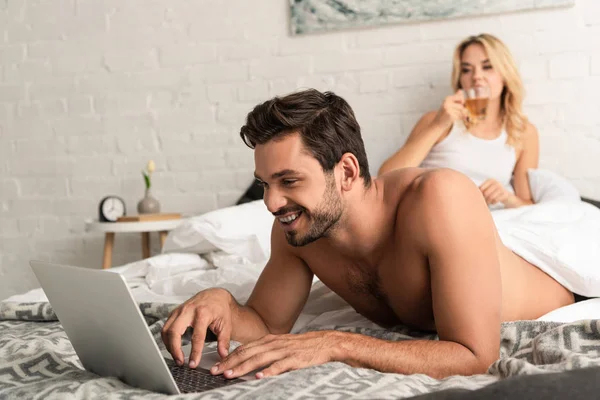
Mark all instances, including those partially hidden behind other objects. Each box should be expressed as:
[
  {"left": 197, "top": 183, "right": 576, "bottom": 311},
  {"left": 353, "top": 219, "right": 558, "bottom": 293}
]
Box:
[
  {"left": 164, "top": 320, "right": 189, "bottom": 366},
  {"left": 215, "top": 341, "right": 269, "bottom": 375},
  {"left": 160, "top": 288, "right": 236, "bottom": 371},
  {"left": 161, "top": 310, "right": 178, "bottom": 351},
  {"left": 258, "top": 358, "right": 295, "bottom": 379},
  {"left": 217, "top": 327, "right": 231, "bottom": 359},
  {"left": 222, "top": 350, "right": 286, "bottom": 379},
  {"left": 188, "top": 317, "right": 209, "bottom": 369},
  {"left": 224, "top": 333, "right": 278, "bottom": 360}
]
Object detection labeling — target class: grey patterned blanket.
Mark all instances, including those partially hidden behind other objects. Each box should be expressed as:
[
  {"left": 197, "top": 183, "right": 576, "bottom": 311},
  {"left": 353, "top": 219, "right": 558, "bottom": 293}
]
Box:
[{"left": 1, "top": 301, "right": 600, "bottom": 399}]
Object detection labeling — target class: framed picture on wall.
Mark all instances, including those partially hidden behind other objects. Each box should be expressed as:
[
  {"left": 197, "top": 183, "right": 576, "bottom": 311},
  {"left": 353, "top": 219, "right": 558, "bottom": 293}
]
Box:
[{"left": 290, "top": 0, "right": 575, "bottom": 35}]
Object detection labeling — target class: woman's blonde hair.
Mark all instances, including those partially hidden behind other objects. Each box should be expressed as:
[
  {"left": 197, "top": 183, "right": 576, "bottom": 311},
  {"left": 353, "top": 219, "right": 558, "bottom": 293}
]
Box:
[{"left": 451, "top": 33, "right": 527, "bottom": 147}]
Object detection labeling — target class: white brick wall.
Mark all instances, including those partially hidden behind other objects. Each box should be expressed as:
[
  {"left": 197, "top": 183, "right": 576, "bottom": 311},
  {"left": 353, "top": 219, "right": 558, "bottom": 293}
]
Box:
[{"left": 0, "top": 0, "right": 599, "bottom": 300}]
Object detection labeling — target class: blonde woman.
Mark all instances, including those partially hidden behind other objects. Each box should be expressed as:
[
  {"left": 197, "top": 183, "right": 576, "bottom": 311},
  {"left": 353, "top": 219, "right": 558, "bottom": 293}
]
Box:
[{"left": 379, "top": 33, "right": 539, "bottom": 209}]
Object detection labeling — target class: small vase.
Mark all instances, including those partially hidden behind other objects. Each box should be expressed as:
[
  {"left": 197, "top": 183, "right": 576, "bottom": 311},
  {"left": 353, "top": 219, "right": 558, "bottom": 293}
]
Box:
[{"left": 137, "top": 188, "right": 160, "bottom": 214}]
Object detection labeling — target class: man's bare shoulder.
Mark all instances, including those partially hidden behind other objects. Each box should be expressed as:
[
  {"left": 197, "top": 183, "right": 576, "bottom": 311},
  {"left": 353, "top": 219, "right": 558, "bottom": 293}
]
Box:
[
  {"left": 382, "top": 167, "right": 478, "bottom": 201},
  {"left": 378, "top": 167, "right": 429, "bottom": 201},
  {"left": 378, "top": 167, "right": 471, "bottom": 207},
  {"left": 390, "top": 168, "right": 486, "bottom": 240}
]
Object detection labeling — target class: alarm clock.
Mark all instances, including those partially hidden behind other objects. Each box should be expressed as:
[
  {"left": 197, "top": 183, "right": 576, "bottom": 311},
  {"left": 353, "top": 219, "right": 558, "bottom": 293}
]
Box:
[{"left": 99, "top": 196, "right": 127, "bottom": 222}]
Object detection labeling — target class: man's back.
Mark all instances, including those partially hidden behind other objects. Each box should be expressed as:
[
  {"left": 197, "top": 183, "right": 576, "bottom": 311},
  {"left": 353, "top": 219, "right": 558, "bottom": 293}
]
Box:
[{"left": 286, "top": 167, "right": 574, "bottom": 330}]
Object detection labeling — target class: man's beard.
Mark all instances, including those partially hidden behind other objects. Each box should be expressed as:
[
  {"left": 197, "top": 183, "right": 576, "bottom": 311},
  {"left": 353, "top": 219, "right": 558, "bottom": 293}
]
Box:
[{"left": 286, "top": 173, "right": 343, "bottom": 247}]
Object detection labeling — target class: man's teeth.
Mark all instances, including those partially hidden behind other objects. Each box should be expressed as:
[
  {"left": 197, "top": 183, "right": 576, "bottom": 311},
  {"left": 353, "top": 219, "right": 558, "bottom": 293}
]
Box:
[{"left": 279, "top": 212, "right": 300, "bottom": 223}]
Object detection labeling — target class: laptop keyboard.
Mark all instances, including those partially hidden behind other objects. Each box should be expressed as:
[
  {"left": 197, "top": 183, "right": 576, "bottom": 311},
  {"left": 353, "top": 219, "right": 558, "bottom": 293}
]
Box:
[{"left": 165, "top": 358, "right": 245, "bottom": 393}]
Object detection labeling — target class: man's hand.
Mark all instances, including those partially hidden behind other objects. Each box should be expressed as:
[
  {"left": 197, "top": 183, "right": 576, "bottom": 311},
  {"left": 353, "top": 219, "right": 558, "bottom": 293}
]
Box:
[
  {"left": 210, "top": 331, "right": 338, "bottom": 379},
  {"left": 479, "top": 179, "right": 512, "bottom": 206},
  {"left": 161, "top": 288, "right": 234, "bottom": 368}
]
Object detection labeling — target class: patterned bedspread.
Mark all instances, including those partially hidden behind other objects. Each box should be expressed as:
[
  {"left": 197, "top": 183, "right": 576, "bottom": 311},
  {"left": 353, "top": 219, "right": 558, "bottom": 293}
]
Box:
[{"left": 1, "top": 301, "right": 600, "bottom": 400}]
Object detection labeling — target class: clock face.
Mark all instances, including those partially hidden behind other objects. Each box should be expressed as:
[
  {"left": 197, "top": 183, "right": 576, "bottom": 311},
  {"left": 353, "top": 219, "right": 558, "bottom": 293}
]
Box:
[{"left": 102, "top": 197, "right": 125, "bottom": 222}]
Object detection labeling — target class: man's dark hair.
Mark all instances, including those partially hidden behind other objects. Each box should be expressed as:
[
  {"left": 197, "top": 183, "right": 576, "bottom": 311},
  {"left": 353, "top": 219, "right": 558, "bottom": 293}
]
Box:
[{"left": 240, "top": 89, "right": 371, "bottom": 186}]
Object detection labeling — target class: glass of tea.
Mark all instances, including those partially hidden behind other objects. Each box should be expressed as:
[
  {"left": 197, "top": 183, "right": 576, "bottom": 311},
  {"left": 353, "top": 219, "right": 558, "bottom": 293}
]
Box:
[{"left": 463, "top": 86, "right": 490, "bottom": 124}]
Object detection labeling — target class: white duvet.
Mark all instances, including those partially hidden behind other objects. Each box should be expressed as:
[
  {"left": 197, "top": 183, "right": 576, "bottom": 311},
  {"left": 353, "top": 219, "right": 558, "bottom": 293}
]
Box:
[{"left": 493, "top": 200, "right": 600, "bottom": 297}]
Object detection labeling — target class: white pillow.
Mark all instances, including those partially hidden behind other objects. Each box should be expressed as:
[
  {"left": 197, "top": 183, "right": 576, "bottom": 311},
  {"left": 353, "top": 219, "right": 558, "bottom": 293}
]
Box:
[
  {"left": 162, "top": 200, "right": 274, "bottom": 263},
  {"left": 527, "top": 168, "right": 580, "bottom": 204}
]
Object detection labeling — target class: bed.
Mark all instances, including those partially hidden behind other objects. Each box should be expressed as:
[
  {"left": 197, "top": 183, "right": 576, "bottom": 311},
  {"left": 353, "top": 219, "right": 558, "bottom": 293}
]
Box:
[{"left": 1, "top": 175, "right": 600, "bottom": 399}]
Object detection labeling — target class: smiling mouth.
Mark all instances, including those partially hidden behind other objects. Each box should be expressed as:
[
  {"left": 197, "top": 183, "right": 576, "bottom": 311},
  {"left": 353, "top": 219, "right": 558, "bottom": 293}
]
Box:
[{"left": 279, "top": 211, "right": 302, "bottom": 225}]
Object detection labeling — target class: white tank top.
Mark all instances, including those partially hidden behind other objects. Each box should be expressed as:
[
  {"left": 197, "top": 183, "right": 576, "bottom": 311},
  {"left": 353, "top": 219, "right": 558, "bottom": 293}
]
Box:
[{"left": 419, "top": 121, "right": 517, "bottom": 193}]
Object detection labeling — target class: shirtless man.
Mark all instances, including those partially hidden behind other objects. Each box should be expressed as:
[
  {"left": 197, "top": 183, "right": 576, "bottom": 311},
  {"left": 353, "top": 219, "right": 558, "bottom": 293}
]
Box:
[{"left": 162, "top": 89, "right": 574, "bottom": 380}]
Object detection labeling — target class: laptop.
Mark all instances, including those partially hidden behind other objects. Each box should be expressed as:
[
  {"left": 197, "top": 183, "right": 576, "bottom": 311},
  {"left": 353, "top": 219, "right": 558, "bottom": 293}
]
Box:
[{"left": 29, "top": 260, "right": 252, "bottom": 395}]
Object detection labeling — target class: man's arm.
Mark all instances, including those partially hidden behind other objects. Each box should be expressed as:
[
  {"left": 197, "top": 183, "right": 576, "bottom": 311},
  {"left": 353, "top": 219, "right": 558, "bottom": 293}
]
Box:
[
  {"left": 233, "top": 220, "right": 314, "bottom": 343},
  {"left": 163, "top": 220, "right": 313, "bottom": 366},
  {"left": 333, "top": 170, "right": 502, "bottom": 378}
]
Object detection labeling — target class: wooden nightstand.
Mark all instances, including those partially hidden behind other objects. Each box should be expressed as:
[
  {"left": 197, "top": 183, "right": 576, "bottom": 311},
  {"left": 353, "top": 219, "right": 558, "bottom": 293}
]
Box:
[{"left": 85, "top": 213, "right": 183, "bottom": 269}]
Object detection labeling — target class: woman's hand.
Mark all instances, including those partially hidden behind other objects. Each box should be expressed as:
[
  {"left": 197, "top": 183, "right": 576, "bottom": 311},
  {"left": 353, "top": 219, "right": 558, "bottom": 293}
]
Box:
[
  {"left": 431, "top": 90, "right": 469, "bottom": 130},
  {"left": 479, "top": 179, "right": 512, "bottom": 206}
]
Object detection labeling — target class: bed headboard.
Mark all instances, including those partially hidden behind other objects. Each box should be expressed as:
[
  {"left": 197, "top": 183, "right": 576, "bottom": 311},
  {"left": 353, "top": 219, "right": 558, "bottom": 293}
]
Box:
[{"left": 582, "top": 197, "right": 600, "bottom": 209}]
